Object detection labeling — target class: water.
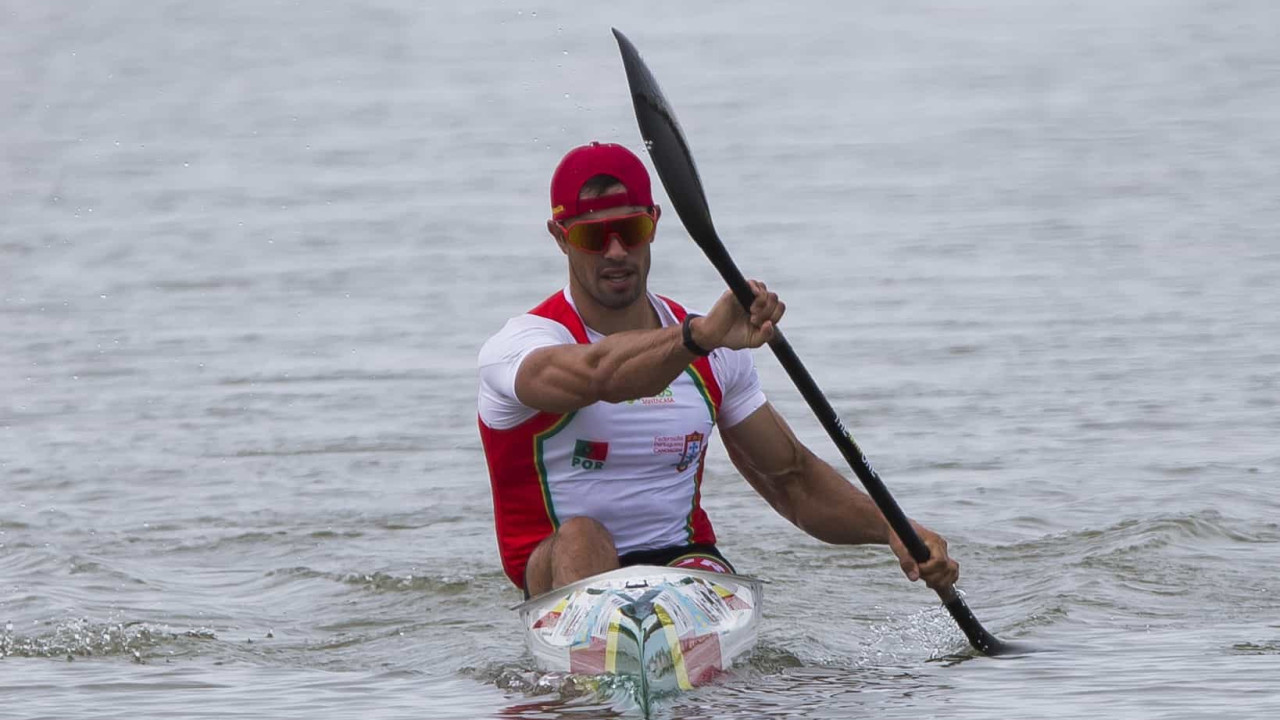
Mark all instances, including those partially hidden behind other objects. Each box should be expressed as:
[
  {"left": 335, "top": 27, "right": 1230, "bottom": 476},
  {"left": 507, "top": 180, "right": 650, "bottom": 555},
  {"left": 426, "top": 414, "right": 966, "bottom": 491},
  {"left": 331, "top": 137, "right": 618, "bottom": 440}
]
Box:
[{"left": 3, "top": 0, "right": 1279, "bottom": 717}]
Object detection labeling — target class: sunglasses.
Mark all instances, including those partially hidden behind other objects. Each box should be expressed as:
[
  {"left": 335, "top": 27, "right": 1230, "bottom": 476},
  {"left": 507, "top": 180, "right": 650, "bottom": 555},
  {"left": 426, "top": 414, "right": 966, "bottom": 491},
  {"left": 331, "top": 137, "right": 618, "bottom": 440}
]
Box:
[{"left": 555, "top": 210, "right": 658, "bottom": 254}]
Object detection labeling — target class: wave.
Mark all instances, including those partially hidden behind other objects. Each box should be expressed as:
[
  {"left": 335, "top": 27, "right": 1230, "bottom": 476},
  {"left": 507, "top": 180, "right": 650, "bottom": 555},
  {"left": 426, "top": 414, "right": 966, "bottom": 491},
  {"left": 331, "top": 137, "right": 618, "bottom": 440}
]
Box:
[
  {"left": 972, "top": 508, "right": 1280, "bottom": 633},
  {"left": 0, "top": 618, "right": 216, "bottom": 660},
  {"left": 994, "top": 508, "right": 1279, "bottom": 563},
  {"left": 265, "top": 566, "right": 482, "bottom": 594}
]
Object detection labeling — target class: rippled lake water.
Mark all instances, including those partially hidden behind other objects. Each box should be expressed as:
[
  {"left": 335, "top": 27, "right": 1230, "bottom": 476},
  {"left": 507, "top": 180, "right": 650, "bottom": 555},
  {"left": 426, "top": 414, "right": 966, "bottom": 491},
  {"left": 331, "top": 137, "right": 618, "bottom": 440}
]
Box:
[{"left": 3, "top": 1, "right": 1279, "bottom": 718}]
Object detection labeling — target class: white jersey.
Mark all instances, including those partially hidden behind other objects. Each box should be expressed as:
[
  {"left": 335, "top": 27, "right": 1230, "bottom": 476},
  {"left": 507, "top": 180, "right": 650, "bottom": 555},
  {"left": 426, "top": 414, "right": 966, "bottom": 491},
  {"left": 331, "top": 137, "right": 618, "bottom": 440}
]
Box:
[{"left": 477, "top": 288, "right": 766, "bottom": 587}]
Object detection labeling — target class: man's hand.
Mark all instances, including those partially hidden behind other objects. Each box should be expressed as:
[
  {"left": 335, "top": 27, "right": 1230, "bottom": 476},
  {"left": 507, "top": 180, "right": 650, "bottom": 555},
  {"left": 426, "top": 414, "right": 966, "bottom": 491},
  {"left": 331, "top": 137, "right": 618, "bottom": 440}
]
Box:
[
  {"left": 693, "top": 280, "right": 785, "bottom": 351},
  {"left": 888, "top": 520, "right": 960, "bottom": 591}
]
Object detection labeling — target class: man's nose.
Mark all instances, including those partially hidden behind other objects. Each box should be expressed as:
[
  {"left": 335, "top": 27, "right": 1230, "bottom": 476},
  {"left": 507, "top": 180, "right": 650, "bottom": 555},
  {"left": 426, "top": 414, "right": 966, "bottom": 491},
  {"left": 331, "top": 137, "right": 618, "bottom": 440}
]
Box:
[{"left": 602, "top": 232, "right": 629, "bottom": 258}]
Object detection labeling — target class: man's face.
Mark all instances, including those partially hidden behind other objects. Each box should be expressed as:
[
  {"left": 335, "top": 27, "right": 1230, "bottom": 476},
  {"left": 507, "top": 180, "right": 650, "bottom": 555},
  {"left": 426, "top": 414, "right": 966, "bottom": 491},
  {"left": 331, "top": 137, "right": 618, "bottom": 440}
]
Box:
[{"left": 551, "top": 204, "right": 654, "bottom": 311}]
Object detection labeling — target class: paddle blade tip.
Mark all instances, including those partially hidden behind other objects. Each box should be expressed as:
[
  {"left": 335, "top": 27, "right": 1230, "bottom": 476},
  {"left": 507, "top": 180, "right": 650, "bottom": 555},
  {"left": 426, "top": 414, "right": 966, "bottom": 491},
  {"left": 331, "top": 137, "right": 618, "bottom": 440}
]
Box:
[
  {"left": 611, "top": 28, "right": 635, "bottom": 54},
  {"left": 985, "top": 637, "right": 1040, "bottom": 657},
  {"left": 609, "top": 26, "right": 724, "bottom": 259}
]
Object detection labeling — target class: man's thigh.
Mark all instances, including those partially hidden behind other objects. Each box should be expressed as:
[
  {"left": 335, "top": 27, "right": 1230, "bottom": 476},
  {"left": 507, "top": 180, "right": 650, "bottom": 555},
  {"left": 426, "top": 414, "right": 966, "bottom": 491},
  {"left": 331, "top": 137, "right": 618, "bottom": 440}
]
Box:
[
  {"left": 520, "top": 516, "right": 618, "bottom": 598},
  {"left": 522, "top": 533, "right": 557, "bottom": 599}
]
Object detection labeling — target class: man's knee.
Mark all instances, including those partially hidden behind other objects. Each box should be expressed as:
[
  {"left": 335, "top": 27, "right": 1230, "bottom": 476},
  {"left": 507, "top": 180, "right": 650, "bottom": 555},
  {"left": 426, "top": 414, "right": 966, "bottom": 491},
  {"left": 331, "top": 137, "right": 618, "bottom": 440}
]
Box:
[
  {"left": 525, "top": 517, "right": 614, "bottom": 576},
  {"left": 524, "top": 516, "right": 618, "bottom": 596},
  {"left": 556, "top": 516, "right": 615, "bottom": 547}
]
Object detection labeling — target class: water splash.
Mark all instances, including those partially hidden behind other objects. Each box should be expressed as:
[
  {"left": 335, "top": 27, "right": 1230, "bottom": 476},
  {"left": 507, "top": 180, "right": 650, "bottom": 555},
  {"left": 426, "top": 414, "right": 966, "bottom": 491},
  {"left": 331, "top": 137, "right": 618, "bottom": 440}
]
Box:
[
  {"left": 859, "top": 603, "right": 969, "bottom": 664},
  {"left": 466, "top": 662, "right": 645, "bottom": 715},
  {"left": 0, "top": 618, "right": 216, "bottom": 660}
]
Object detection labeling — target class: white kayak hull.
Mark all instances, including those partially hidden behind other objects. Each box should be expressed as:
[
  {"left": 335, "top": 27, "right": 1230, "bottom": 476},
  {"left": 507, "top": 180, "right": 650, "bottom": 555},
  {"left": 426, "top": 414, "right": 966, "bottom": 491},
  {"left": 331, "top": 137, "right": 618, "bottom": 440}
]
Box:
[{"left": 515, "top": 565, "right": 763, "bottom": 701}]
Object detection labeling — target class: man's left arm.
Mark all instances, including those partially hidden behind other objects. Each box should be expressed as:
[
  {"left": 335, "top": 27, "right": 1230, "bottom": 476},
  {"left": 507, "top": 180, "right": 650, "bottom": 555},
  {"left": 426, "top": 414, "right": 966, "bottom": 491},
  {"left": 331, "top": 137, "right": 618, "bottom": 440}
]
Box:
[{"left": 721, "top": 402, "right": 960, "bottom": 590}]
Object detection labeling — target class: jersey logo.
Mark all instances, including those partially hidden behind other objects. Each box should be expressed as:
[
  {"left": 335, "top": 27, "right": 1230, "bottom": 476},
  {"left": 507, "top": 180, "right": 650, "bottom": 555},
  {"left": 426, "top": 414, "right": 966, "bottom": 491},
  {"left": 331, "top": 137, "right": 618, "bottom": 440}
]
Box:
[
  {"left": 626, "top": 386, "right": 675, "bottom": 406},
  {"left": 675, "top": 431, "right": 704, "bottom": 472},
  {"left": 653, "top": 435, "right": 685, "bottom": 454},
  {"left": 571, "top": 439, "right": 609, "bottom": 470}
]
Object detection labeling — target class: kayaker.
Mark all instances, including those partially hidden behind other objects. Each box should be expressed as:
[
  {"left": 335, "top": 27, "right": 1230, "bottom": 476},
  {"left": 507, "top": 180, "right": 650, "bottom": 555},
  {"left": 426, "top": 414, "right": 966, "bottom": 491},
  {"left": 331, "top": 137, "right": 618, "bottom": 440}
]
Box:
[{"left": 478, "top": 142, "right": 960, "bottom": 598}]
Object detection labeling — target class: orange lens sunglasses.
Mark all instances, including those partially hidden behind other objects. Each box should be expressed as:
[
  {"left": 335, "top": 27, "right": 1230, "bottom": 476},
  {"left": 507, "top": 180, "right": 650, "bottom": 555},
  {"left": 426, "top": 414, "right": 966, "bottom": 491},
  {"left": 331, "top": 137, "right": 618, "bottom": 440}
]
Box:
[{"left": 555, "top": 210, "right": 658, "bottom": 253}]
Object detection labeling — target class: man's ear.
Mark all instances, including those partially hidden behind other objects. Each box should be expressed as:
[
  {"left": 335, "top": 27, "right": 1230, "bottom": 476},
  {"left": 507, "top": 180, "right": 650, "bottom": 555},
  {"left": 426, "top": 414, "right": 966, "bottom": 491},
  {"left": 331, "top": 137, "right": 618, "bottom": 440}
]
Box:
[
  {"left": 653, "top": 205, "right": 662, "bottom": 222},
  {"left": 547, "top": 220, "right": 569, "bottom": 255}
]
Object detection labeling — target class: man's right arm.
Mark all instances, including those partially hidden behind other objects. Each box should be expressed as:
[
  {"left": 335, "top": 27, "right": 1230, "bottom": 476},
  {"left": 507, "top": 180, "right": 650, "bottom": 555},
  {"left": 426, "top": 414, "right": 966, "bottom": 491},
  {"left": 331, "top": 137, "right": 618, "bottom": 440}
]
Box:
[
  {"left": 514, "top": 325, "right": 695, "bottom": 414},
  {"left": 516, "top": 280, "right": 784, "bottom": 415}
]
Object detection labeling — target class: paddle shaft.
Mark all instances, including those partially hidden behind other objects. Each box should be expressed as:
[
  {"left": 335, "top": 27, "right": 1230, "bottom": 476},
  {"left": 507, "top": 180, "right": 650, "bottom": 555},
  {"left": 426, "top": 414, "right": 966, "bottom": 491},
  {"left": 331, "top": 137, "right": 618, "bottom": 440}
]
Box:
[
  {"left": 704, "top": 234, "right": 1003, "bottom": 653},
  {"left": 709, "top": 244, "right": 931, "bottom": 560},
  {"left": 611, "top": 27, "right": 1006, "bottom": 655}
]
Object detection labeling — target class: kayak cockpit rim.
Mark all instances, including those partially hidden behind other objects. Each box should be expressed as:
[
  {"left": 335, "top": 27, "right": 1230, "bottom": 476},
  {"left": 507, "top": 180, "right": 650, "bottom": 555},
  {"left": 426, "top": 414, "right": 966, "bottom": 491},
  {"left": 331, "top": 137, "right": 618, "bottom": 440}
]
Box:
[{"left": 510, "top": 565, "right": 767, "bottom": 611}]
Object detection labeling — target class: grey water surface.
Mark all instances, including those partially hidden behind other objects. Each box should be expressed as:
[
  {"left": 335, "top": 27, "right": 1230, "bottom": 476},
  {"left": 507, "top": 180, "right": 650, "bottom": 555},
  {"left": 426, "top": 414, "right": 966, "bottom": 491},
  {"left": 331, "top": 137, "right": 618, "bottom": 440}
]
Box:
[{"left": 3, "top": 1, "right": 1279, "bottom": 718}]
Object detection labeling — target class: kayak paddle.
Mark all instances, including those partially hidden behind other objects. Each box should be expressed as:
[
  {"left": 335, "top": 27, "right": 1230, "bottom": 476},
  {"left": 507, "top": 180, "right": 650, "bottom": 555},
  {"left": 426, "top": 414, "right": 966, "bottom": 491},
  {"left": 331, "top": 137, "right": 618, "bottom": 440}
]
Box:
[{"left": 613, "top": 27, "right": 1016, "bottom": 657}]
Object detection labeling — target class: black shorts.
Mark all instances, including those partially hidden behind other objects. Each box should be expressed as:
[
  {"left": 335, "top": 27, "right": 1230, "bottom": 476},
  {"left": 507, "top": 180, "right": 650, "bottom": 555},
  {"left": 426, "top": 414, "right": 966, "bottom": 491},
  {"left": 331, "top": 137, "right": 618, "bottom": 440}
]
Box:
[
  {"left": 522, "top": 544, "right": 736, "bottom": 600},
  {"left": 618, "top": 543, "right": 736, "bottom": 574}
]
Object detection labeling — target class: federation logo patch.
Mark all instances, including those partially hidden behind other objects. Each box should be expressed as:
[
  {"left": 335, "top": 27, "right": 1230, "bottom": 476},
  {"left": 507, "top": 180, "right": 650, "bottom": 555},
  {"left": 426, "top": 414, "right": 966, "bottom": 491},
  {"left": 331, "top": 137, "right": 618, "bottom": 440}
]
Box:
[
  {"left": 652, "top": 435, "right": 686, "bottom": 454},
  {"left": 571, "top": 439, "right": 609, "bottom": 470},
  {"left": 675, "top": 431, "right": 704, "bottom": 472}
]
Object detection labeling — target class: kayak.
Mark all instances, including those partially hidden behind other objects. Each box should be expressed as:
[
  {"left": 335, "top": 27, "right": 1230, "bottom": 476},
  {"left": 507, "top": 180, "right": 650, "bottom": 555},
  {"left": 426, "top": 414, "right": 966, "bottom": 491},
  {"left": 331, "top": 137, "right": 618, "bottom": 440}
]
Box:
[
  {"left": 516, "top": 566, "right": 763, "bottom": 706},
  {"left": 515, "top": 565, "right": 763, "bottom": 708}
]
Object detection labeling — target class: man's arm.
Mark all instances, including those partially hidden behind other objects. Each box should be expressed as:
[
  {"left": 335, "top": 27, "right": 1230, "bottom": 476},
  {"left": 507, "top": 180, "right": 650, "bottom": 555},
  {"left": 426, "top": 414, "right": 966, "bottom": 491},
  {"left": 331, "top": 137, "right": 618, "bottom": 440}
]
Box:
[
  {"left": 722, "top": 402, "right": 960, "bottom": 589},
  {"left": 516, "top": 325, "right": 695, "bottom": 414},
  {"left": 516, "top": 281, "right": 783, "bottom": 414}
]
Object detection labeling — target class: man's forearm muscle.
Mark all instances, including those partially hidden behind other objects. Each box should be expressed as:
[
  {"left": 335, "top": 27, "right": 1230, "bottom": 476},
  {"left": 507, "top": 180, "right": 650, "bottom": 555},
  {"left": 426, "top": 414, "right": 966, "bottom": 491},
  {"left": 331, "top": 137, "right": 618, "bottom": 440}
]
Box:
[
  {"left": 783, "top": 451, "right": 890, "bottom": 545},
  {"left": 516, "top": 325, "right": 695, "bottom": 414},
  {"left": 724, "top": 407, "right": 889, "bottom": 545}
]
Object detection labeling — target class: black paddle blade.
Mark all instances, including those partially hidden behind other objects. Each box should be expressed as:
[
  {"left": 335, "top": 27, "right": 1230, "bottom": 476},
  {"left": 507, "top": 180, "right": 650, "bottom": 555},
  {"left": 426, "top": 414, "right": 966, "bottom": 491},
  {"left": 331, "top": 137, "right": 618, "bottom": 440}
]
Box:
[
  {"left": 944, "top": 596, "right": 1009, "bottom": 656},
  {"left": 612, "top": 28, "right": 719, "bottom": 248},
  {"left": 613, "top": 28, "right": 1021, "bottom": 658}
]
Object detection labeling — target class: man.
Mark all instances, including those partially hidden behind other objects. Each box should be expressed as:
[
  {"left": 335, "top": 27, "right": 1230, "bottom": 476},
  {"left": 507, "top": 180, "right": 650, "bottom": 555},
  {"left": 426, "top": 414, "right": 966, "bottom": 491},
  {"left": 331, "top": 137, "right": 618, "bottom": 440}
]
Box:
[{"left": 478, "top": 141, "right": 959, "bottom": 598}]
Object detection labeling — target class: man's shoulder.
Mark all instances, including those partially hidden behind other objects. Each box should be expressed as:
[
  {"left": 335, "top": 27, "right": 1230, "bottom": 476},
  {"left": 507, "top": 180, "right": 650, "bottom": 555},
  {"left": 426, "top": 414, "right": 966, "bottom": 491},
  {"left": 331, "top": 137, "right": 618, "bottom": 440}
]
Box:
[
  {"left": 488, "top": 290, "right": 571, "bottom": 336},
  {"left": 479, "top": 291, "right": 581, "bottom": 364},
  {"left": 526, "top": 288, "right": 573, "bottom": 320},
  {"left": 480, "top": 314, "right": 575, "bottom": 356}
]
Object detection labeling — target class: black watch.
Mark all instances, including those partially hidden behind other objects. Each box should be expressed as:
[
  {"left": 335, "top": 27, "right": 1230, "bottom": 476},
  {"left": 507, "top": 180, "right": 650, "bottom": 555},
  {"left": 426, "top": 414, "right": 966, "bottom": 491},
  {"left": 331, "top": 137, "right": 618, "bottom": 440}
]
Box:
[{"left": 681, "top": 313, "right": 712, "bottom": 356}]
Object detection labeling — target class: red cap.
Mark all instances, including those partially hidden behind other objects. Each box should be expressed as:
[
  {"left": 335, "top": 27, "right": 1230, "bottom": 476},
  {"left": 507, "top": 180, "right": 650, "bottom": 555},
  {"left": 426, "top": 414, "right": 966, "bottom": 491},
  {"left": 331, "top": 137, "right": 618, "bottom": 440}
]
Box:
[{"left": 549, "top": 142, "right": 653, "bottom": 220}]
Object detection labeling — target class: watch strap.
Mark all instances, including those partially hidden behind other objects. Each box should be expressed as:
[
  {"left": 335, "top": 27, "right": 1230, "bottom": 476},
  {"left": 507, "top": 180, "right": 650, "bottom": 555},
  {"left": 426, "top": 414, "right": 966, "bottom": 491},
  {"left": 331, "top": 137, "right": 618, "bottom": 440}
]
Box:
[{"left": 681, "top": 313, "right": 712, "bottom": 356}]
